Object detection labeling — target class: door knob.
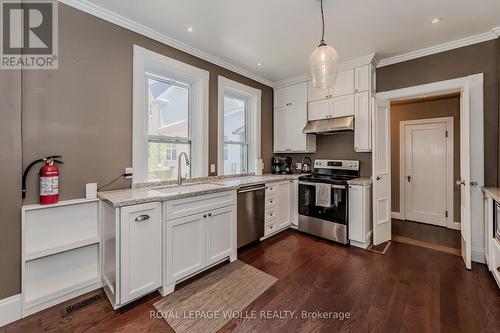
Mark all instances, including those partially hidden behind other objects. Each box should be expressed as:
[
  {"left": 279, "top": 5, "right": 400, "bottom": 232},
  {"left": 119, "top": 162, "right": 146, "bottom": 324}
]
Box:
[
  {"left": 407, "top": 175, "right": 412, "bottom": 182},
  {"left": 376, "top": 176, "right": 381, "bottom": 181},
  {"left": 456, "top": 179, "right": 465, "bottom": 186}
]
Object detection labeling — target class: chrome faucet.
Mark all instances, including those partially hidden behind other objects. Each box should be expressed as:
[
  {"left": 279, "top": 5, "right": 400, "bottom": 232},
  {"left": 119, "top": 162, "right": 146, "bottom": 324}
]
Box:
[{"left": 177, "top": 152, "right": 190, "bottom": 185}]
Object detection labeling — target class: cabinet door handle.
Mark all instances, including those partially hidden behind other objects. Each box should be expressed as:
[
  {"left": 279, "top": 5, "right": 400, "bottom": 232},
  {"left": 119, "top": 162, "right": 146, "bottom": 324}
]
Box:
[
  {"left": 208, "top": 213, "right": 212, "bottom": 217},
  {"left": 135, "top": 214, "right": 150, "bottom": 222}
]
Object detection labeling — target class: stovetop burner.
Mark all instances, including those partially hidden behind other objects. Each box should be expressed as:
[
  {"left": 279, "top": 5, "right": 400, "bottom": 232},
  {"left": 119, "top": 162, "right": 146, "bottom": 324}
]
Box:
[
  {"left": 298, "top": 159, "right": 360, "bottom": 185},
  {"left": 298, "top": 174, "right": 357, "bottom": 185}
]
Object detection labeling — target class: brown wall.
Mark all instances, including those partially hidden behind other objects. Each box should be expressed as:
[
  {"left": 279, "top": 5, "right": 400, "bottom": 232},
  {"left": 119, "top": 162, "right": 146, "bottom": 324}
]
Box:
[
  {"left": 377, "top": 39, "right": 499, "bottom": 187},
  {"left": 0, "top": 70, "right": 22, "bottom": 299},
  {"left": 390, "top": 95, "right": 461, "bottom": 222},
  {"left": 1, "top": 4, "right": 273, "bottom": 298},
  {"left": 276, "top": 133, "right": 372, "bottom": 178}
]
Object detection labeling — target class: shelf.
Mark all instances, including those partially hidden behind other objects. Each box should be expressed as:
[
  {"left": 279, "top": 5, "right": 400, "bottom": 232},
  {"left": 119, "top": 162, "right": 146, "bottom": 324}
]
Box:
[
  {"left": 25, "top": 237, "right": 99, "bottom": 261},
  {"left": 22, "top": 198, "right": 99, "bottom": 212},
  {"left": 24, "top": 200, "right": 99, "bottom": 259},
  {"left": 24, "top": 244, "right": 100, "bottom": 308}
]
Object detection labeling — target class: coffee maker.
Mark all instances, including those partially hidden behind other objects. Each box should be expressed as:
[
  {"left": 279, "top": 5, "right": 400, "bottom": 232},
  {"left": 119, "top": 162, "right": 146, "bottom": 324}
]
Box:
[{"left": 271, "top": 157, "right": 292, "bottom": 174}]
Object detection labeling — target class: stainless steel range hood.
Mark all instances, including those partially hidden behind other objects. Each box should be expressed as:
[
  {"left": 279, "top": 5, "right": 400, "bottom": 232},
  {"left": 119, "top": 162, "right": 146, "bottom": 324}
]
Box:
[{"left": 302, "top": 116, "right": 354, "bottom": 134}]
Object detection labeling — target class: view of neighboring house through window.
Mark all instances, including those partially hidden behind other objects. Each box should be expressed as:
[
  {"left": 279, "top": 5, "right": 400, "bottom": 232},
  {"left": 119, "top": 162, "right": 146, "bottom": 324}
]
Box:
[
  {"left": 147, "top": 74, "right": 191, "bottom": 181},
  {"left": 223, "top": 94, "right": 248, "bottom": 175}
]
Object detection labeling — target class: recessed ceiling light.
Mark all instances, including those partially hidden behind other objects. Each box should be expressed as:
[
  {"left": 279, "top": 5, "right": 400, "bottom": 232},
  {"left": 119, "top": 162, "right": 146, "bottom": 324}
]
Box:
[
  {"left": 187, "top": 26, "right": 194, "bottom": 32},
  {"left": 431, "top": 17, "right": 441, "bottom": 24},
  {"left": 257, "top": 62, "right": 262, "bottom": 67}
]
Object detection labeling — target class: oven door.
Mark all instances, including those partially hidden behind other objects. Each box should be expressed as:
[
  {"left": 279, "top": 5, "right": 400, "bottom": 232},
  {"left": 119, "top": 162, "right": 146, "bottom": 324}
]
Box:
[{"left": 298, "top": 181, "right": 348, "bottom": 225}]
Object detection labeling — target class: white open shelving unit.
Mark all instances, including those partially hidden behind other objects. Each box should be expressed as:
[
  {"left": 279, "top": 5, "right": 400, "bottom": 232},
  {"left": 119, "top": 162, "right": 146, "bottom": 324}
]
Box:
[{"left": 21, "top": 198, "right": 102, "bottom": 316}]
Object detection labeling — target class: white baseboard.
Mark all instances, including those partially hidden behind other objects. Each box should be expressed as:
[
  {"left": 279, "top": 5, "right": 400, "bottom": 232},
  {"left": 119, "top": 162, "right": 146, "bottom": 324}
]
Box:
[
  {"left": 447, "top": 221, "right": 461, "bottom": 230},
  {"left": 472, "top": 246, "right": 485, "bottom": 264},
  {"left": 391, "top": 211, "right": 404, "bottom": 220},
  {"left": 0, "top": 294, "right": 21, "bottom": 327}
]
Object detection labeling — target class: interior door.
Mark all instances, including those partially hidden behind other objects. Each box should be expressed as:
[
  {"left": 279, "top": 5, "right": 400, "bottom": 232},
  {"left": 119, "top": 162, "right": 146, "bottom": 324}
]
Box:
[
  {"left": 460, "top": 87, "right": 472, "bottom": 269},
  {"left": 404, "top": 121, "right": 449, "bottom": 226},
  {"left": 372, "top": 99, "right": 392, "bottom": 245}
]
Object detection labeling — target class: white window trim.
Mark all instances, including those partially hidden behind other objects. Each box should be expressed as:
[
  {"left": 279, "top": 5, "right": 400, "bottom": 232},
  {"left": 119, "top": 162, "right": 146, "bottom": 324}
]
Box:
[
  {"left": 133, "top": 45, "right": 209, "bottom": 183},
  {"left": 217, "top": 76, "right": 261, "bottom": 175}
]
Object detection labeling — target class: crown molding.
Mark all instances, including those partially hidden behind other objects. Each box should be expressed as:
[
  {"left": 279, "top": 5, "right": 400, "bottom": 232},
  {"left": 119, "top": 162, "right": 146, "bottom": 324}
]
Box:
[
  {"left": 272, "top": 53, "right": 377, "bottom": 89},
  {"left": 59, "top": 0, "right": 274, "bottom": 87},
  {"left": 377, "top": 26, "right": 500, "bottom": 68}
]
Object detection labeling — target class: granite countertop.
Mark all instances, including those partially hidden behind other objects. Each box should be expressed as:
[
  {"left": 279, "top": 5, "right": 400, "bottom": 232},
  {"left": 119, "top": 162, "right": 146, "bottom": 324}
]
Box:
[
  {"left": 347, "top": 178, "right": 373, "bottom": 186},
  {"left": 98, "top": 174, "right": 305, "bottom": 207},
  {"left": 484, "top": 187, "right": 500, "bottom": 202}
]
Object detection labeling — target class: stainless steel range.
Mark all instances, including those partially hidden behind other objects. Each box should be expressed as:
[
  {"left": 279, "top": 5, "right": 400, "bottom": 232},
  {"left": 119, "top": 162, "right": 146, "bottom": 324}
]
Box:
[{"left": 298, "top": 159, "right": 360, "bottom": 244}]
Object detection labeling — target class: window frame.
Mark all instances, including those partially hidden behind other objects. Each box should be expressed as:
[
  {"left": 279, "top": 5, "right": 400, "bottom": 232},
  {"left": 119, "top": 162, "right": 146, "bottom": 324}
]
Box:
[
  {"left": 217, "top": 76, "right": 261, "bottom": 176},
  {"left": 222, "top": 92, "right": 250, "bottom": 174},
  {"left": 133, "top": 45, "right": 209, "bottom": 184}
]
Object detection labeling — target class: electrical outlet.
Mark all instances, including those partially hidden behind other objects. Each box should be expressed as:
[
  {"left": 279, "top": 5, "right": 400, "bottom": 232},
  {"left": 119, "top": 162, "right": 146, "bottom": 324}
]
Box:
[
  {"left": 210, "top": 164, "right": 216, "bottom": 173},
  {"left": 125, "top": 167, "right": 133, "bottom": 179}
]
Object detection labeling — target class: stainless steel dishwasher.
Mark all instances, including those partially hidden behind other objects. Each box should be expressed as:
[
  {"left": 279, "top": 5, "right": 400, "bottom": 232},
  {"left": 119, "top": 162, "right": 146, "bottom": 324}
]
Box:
[{"left": 237, "top": 184, "right": 266, "bottom": 248}]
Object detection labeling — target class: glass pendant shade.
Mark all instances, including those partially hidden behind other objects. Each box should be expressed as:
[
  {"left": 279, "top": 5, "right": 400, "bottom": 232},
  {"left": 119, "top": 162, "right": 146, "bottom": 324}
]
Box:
[{"left": 309, "top": 44, "right": 339, "bottom": 90}]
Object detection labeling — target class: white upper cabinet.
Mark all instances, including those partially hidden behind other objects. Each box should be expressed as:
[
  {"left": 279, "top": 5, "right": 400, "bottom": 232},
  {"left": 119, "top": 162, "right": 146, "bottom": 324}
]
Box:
[
  {"left": 354, "top": 65, "right": 372, "bottom": 93},
  {"left": 331, "top": 94, "right": 354, "bottom": 117},
  {"left": 274, "top": 82, "right": 307, "bottom": 108},
  {"left": 308, "top": 80, "right": 332, "bottom": 102},
  {"left": 354, "top": 91, "right": 372, "bottom": 152},
  {"left": 274, "top": 83, "right": 316, "bottom": 153},
  {"left": 332, "top": 68, "right": 355, "bottom": 97},
  {"left": 308, "top": 68, "right": 354, "bottom": 102},
  {"left": 308, "top": 99, "right": 331, "bottom": 121}
]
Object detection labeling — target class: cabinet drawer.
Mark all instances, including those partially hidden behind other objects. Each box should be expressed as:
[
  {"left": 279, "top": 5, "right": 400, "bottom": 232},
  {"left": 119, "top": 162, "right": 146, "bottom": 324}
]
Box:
[
  {"left": 265, "top": 222, "right": 278, "bottom": 236},
  {"left": 265, "top": 195, "right": 277, "bottom": 208},
  {"left": 165, "top": 191, "right": 236, "bottom": 221},
  {"left": 265, "top": 208, "right": 277, "bottom": 222},
  {"left": 265, "top": 184, "right": 277, "bottom": 196}
]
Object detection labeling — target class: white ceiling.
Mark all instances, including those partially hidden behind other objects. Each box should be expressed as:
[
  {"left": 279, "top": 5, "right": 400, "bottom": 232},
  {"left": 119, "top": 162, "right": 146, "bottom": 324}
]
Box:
[{"left": 84, "top": 0, "right": 500, "bottom": 83}]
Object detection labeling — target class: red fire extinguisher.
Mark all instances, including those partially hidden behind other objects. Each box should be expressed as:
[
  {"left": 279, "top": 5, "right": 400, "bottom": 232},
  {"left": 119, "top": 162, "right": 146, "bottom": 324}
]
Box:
[
  {"left": 39, "top": 158, "right": 60, "bottom": 205},
  {"left": 22, "top": 155, "right": 63, "bottom": 205}
]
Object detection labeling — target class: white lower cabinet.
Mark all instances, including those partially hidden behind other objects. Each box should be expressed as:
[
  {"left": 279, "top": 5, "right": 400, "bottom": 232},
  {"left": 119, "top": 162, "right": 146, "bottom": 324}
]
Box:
[
  {"left": 291, "top": 180, "right": 299, "bottom": 227},
  {"left": 348, "top": 184, "right": 372, "bottom": 249},
  {"left": 205, "top": 206, "right": 236, "bottom": 266},
  {"left": 162, "top": 192, "right": 237, "bottom": 296},
  {"left": 165, "top": 214, "right": 206, "bottom": 284},
  {"left": 120, "top": 202, "right": 162, "bottom": 304},
  {"left": 263, "top": 181, "right": 292, "bottom": 237},
  {"left": 101, "top": 191, "right": 237, "bottom": 308}
]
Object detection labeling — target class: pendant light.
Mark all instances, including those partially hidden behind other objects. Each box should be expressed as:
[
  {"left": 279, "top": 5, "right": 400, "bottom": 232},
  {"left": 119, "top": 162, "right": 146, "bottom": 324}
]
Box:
[{"left": 309, "top": 0, "right": 338, "bottom": 89}]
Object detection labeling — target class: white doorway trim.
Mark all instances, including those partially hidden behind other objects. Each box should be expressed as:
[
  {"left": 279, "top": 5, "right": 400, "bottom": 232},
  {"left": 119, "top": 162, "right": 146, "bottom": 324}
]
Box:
[
  {"left": 399, "top": 117, "right": 454, "bottom": 228},
  {"left": 376, "top": 73, "right": 485, "bottom": 268}
]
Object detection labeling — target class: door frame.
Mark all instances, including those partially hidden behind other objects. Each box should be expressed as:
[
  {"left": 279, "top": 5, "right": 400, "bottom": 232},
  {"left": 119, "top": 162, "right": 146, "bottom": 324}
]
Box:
[
  {"left": 376, "top": 73, "right": 484, "bottom": 268},
  {"left": 399, "top": 117, "right": 455, "bottom": 228}
]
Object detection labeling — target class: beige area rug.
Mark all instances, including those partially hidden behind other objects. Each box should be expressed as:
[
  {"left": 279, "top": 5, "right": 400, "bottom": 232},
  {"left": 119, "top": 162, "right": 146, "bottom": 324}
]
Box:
[{"left": 153, "top": 260, "right": 277, "bottom": 333}]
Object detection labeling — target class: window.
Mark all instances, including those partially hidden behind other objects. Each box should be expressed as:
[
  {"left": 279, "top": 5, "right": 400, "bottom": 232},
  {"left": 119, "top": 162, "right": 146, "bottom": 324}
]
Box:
[
  {"left": 147, "top": 75, "right": 191, "bottom": 181},
  {"left": 218, "top": 76, "right": 261, "bottom": 176},
  {"left": 223, "top": 94, "right": 248, "bottom": 174},
  {"left": 133, "top": 45, "right": 209, "bottom": 184}
]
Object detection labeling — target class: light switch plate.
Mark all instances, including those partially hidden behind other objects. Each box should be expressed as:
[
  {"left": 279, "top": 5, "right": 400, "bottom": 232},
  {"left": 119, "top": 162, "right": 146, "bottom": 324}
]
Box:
[
  {"left": 125, "top": 167, "right": 133, "bottom": 179},
  {"left": 210, "top": 164, "right": 216, "bottom": 173}
]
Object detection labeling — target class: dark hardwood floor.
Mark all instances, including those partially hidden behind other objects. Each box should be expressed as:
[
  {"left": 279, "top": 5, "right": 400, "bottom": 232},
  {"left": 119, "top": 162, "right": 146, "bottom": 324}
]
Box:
[
  {"left": 3, "top": 229, "right": 499, "bottom": 333},
  {"left": 392, "top": 218, "right": 461, "bottom": 249}
]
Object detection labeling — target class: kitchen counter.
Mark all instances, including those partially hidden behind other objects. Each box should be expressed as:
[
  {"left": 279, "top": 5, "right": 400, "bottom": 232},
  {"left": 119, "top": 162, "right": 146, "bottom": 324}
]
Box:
[
  {"left": 98, "top": 174, "right": 304, "bottom": 207},
  {"left": 484, "top": 187, "right": 500, "bottom": 203},
  {"left": 347, "top": 178, "right": 373, "bottom": 186}
]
